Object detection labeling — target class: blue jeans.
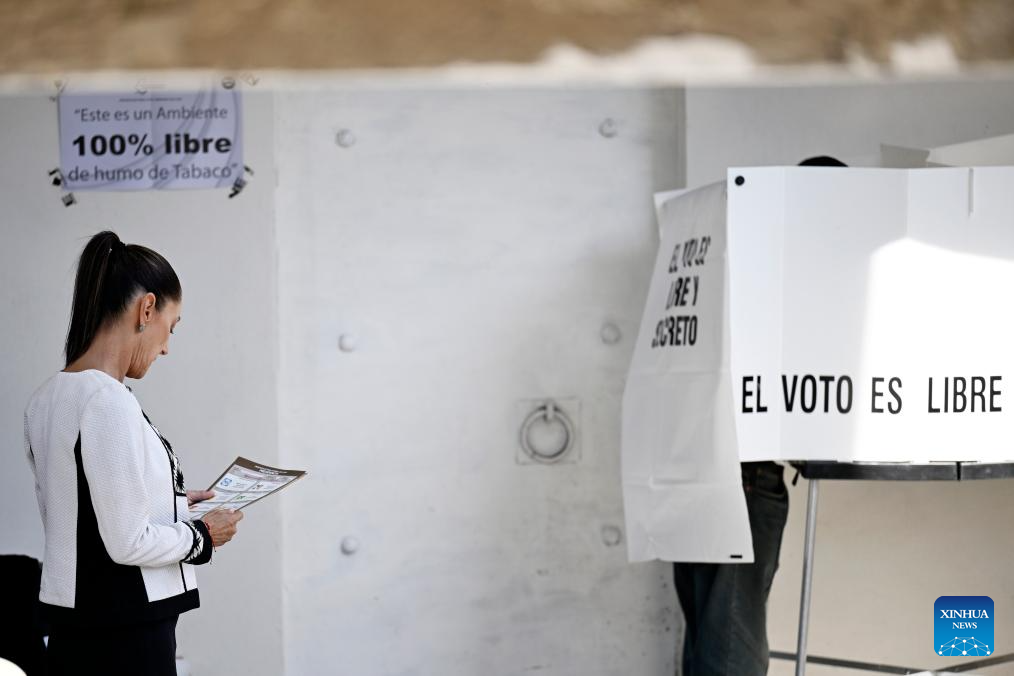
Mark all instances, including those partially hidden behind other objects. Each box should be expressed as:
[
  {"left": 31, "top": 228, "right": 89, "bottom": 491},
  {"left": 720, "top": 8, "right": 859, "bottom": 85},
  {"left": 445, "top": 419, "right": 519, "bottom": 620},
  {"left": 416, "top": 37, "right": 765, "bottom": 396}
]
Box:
[{"left": 673, "top": 462, "right": 789, "bottom": 676}]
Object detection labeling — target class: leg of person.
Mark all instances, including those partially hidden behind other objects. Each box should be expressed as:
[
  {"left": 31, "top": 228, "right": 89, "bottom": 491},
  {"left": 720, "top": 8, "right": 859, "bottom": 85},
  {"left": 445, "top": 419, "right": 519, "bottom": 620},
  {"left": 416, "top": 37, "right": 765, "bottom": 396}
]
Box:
[
  {"left": 674, "top": 561, "right": 718, "bottom": 676},
  {"left": 133, "top": 615, "right": 179, "bottom": 676},
  {"left": 47, "top": 615, "right": 179, "bottom": 676},
  {"left": 742, "top": 460, "right": 794, "bottom": 672},
  {"left": 674, "top": 462, "right": 789, "bottom": 676}
]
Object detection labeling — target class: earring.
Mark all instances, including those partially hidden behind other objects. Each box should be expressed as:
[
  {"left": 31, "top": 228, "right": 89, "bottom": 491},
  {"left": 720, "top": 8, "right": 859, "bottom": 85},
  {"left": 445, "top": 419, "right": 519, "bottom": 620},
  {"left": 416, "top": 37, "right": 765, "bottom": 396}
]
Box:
[{"left": 137, "top": 323, "right": 146, "bottom": 333}]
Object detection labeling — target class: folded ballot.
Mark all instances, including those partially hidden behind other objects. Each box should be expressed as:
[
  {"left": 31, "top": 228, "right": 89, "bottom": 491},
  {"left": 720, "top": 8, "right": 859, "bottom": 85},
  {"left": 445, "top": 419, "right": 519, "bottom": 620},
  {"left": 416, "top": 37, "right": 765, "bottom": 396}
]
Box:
[{"left": 189, "top": 457, "right": 307, "bottom": 517}]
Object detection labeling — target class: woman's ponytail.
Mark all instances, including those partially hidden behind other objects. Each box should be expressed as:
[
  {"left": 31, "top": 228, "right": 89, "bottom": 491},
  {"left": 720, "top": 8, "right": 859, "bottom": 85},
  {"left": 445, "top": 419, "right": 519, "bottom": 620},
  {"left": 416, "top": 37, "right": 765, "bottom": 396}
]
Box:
[{"left": 64, "top": 231, "right": 181, "bottom": 367}]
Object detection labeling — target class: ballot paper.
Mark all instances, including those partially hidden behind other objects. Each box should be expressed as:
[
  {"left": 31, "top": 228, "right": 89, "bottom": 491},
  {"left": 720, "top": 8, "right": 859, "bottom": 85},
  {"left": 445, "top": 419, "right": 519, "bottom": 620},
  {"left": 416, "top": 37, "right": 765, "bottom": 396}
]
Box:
[{"left": 189, "top": 457, "right": 306, "bottom": 517}]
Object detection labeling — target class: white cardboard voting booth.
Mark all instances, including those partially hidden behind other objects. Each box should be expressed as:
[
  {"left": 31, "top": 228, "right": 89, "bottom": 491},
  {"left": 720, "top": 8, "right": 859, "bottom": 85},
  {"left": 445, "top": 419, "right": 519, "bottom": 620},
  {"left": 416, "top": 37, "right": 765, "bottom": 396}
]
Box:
[
  {"left": 624, "top": 166, "right": 1014, "bottom": 562},
  {"left": 883, "top": 133, "right": 1014, "bottom": 169}
]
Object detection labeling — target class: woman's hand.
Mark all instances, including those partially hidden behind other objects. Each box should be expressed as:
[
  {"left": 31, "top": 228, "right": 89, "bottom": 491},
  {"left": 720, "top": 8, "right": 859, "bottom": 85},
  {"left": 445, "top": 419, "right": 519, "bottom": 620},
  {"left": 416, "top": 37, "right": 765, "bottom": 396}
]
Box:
[
  {"left": 187, "top": 489, "right": 215, "bottom": 508},
  {"left": 201, "top": 509, "right": 244, "bottom": 547}
]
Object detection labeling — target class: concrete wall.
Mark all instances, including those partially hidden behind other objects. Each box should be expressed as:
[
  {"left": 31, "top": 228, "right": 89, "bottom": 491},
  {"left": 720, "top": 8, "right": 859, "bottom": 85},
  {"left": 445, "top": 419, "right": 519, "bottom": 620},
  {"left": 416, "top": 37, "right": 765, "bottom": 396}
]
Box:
[
  {"left": 274, "top": 86, "right": 685, "bottom": 676},
  {"left": 0, "top": 90, "right": 284, "bottom": 676},
  {"left": 685, "top": 77, "right": 1014, "bottom": 185}
]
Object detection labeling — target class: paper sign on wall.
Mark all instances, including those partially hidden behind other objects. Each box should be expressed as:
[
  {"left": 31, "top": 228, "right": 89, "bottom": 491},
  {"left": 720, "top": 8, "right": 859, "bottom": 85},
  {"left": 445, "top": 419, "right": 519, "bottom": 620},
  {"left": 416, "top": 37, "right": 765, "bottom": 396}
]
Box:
[{"left": 57, "top": 88, "right": 242, "bottom": 191}]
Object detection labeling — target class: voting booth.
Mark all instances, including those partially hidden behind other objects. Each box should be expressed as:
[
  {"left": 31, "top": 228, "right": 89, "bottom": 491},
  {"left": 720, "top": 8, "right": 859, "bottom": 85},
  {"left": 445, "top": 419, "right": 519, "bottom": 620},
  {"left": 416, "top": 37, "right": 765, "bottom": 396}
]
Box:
[{"left": 623, "top": 166, "right": 1014, "bottom": 563}]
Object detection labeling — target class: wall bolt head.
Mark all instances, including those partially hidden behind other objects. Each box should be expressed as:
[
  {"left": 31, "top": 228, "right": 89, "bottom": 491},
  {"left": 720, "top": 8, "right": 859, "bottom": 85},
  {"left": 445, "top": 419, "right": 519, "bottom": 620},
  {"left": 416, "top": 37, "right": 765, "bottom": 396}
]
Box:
[
  {"left": 336, "top": 129, "right": 356, "bottom": 148},
  {"left": 599, "top": 118, "right": 618, "bottom": 138},
  {"left": 600, "top": 322, "right": 622, "bottom": 345},
  {"left": 601, "top": 525, "right": 623, "bottom": 547},
  {"left": 339, "top": 334, "right": 358, "bottom": 352}
]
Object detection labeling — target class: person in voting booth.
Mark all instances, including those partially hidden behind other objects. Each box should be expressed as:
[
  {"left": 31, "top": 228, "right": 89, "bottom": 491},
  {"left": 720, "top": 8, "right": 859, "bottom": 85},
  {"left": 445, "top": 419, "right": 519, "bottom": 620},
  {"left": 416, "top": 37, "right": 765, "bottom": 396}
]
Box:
[
  {"left": 23, "top": 231, "right": 244, "bottom": 675},
  {"left": 674, "top": 155, "right": 847, "bottom": 676}
]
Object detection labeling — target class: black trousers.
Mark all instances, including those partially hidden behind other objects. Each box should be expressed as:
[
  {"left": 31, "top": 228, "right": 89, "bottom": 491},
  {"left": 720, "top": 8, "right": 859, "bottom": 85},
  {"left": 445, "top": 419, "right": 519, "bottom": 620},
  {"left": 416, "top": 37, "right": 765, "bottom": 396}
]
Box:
[
  {"left": 673, "top": 461, "right": 789, "bottom": 676},
  {"left": 47, "top": 615, "right": 178, "bottom": 676}
]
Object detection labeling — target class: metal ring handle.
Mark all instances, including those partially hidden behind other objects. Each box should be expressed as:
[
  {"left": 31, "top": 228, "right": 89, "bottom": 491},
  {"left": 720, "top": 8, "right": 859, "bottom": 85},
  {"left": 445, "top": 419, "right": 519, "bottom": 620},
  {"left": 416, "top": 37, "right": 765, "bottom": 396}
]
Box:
[{"left": 520, "top": 401, "right": 575, "bottom": 464}]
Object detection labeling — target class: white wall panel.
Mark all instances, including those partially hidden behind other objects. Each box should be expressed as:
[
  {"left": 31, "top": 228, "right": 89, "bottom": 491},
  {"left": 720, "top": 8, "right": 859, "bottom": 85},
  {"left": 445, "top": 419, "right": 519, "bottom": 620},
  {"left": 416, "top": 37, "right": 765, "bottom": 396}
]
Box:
[{"left": 275, "top": 87, "right": 684, "bottom": 676}]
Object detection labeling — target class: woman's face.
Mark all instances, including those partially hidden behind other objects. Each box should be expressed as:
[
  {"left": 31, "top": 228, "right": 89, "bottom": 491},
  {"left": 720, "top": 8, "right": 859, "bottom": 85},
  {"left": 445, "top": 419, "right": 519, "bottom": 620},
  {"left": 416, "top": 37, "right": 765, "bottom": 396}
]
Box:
[{"left": 128, "top": 297, "right": 181, "bottom": 379}]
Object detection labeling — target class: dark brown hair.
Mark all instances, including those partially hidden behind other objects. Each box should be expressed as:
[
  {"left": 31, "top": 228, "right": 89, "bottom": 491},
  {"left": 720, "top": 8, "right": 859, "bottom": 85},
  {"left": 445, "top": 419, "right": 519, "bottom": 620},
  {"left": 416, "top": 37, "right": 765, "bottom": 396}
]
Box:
[{"left": 65, "top": 231, "right": 181, "bottom": 367}]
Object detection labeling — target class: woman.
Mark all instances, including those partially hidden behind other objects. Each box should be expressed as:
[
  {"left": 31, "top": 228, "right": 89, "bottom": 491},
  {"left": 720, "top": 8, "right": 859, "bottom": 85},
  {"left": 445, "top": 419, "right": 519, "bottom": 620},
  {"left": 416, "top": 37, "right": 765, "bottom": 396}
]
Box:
[{"left": 24, "top": 231, "right": 244, "bottom": 675}]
